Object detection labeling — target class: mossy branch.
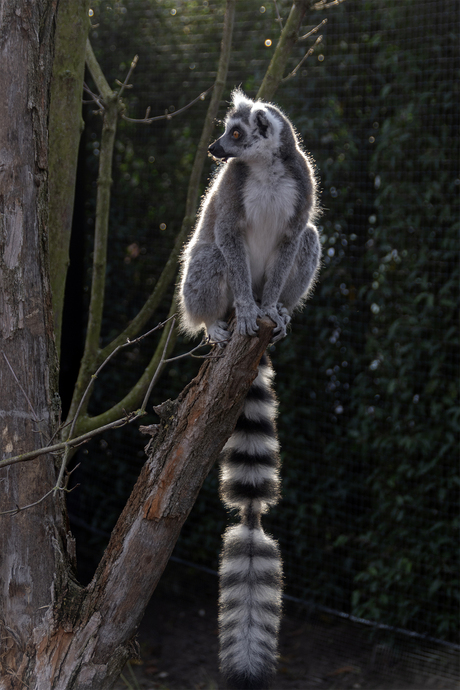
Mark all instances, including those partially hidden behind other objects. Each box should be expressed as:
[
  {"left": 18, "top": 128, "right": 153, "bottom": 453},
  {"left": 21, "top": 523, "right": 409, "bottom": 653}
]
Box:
[
  {"left": 66, "top": 40, "right": 121, "bottom": 425},
  {"left": 257, "top": 0, "right": 310, "bottom": 101},
  {"left": 85, "top": 38, "right": 114, "bottom": 102},
  {"left": 48, "top": 0, "right": 90, "bottom": 356}
]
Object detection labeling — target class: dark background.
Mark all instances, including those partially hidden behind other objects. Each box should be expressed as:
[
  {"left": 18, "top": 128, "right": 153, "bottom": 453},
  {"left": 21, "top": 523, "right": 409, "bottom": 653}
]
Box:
[{"left": 62, "top": 0, "right": 459, "bottom": 685}]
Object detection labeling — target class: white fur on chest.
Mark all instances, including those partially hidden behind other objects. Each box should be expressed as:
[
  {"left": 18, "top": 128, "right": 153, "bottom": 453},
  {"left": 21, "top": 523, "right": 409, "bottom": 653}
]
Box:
[{"left": 243, "top": 163, "right": 298, "bottom": 289}]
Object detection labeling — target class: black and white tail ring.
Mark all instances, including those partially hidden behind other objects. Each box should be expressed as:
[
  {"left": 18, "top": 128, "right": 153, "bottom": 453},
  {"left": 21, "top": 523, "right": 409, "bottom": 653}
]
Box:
[{"left": 219, "top": 353, "right": 282, "bottom": 690}]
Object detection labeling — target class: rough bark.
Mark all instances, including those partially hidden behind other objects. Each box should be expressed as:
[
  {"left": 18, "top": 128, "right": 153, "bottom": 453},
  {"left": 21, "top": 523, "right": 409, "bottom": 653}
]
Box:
[
  {"left": 84, "top": 319, "right": 274, "bottom": 664},
  {"left": 0, "top": 0, "right": 71, "bottom": 685}
]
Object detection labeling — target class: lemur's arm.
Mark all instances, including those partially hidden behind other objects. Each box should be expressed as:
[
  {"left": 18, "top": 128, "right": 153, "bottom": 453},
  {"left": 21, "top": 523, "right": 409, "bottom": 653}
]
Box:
[
  {"left": 261, "top": 232, "right": 302, "bottom": 312},
  {"left": 261, "top": 220, "right": 321, "bottom": 340},
  {"left": 258, "top": 221, "right": 306, "bottom": 340},
  {"left": 215, "top": 219, "right": 263, "bottom": 336}
]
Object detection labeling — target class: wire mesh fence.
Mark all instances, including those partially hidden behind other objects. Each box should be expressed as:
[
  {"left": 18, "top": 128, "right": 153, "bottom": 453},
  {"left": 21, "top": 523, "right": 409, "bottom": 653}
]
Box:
[{"left": 66, "top": 0, "right": 459, "bottom": 686}]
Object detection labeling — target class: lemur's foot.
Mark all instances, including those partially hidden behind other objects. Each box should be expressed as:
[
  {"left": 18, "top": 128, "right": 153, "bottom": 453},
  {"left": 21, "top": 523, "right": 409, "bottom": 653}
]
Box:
[
  {"left": 207, "top": 320, "right": 231, "bottom": 347},
  {"left": 263, "top": 303, "right": 291, "bottom": 343},
  {"left": 235, "top": 303, "right": 264, "bottom": 337}
]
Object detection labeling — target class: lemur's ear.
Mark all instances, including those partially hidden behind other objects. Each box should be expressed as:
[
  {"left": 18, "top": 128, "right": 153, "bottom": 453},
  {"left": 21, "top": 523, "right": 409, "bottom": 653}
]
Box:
[{"left": 255, "top": 110, "right": 269, "bottom": 138}]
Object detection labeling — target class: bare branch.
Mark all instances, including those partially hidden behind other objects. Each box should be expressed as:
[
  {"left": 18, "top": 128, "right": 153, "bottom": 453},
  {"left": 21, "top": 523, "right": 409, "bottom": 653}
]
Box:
[
  {"left": 1, "top": 351, "right": 40, "bottom": 424},
  {"left": 69, "top": 315, "right": 176, "bottom": 442},
  {"left": 299, "top": 17, "right": 327, "bottom": 40},
  {"left": 0, "top": 316, "right": 180, "bottom": 474},
  {"left": 0, "top": 412, "right": 141, "bottom": 472},
  {"left": 272, "top": 0, "right": 284, "bottom": 31},
  {"left": 313, "top": 0, "right": 346, "bottom": 9},
  {"left": 54, "top": 447, "right": 71, "bottom": 496},
  {"left": 0, "top": 480, "right": 80, "bottom": 518},
  {"left": 140, "top": 317, "right": 176, "bottom": 414},
  {"left": 121, "top": 84, "right": 214, "bottom": 125},
  {"left": 163, "top": 339, "right": 211, "bottom": 363},
  {"left": 84, "top": 48, "right": 213, "bottom": 126},
  {"left": 67, "top": 40, "right": 122, "bottom": 426},
  {"left": 54, "top": 316, "right": 177, "bottom": 492},
  {"left": 0, "top": 488, "right": 55, "bottom": 517},
  {"left": 117, "top": 54, "right": 138, "bottom": 99},
  {"left": 44, "top": 419, "right": 72, "bottom": 449},
  {"left": 283, "top": 34, "right": 323, "bottom": 80},
  {"left": 83, "top": 82, "right": 104, "bottom": 111}
]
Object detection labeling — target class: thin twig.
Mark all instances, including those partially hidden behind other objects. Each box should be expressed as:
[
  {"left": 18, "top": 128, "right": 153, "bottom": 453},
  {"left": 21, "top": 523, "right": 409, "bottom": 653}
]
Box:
[
  {"left": 117, "top": 54, "right": 139, "bottom": 99},
  {"left": 0, "top": 488, "right": 55, "bottom": 517},
  {"left": 1, "top": 351, "right": 39, "bottom": 423},
  {"left": 272, "top": 0, "right": 283, "bottom": 31},
  {"left": 45, "top": 419, "right": 73, "bottom": 449},
  {"left": 122, "top": 84, "right": 214, "bottom": 124},
  {"left": 0, "top": 481, "right": 80, "bottom": 518},
  {"left": 54, "top": 446, "right": 72, "bottom": 496},
  {"left": 313, "top": 0, "right": 346, "bottom": 9},
  {"left": 163, "top": 339, "right": 210, "bottom": 364},
  {"left": 68, "top": 315, "right": 176, "bottom": 443},
  {"left": 0, "top": 412, "right": 141, "bottom": 472},
  {"left": 140, "top": 318, "right": 176, "bottom": 414},
  {"left": 283, "top": 35, "right": 323, "bottom": 80},
  {"left": 299, "top": 17, "right": 327, "bottom": 40},
  {"left": 83, "top": 82, "right": 104, "bottom": 111}
]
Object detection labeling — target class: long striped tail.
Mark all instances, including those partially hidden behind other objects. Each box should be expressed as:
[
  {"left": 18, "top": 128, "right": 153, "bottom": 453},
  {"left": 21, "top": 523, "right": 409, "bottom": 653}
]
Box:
[{"left": 218, "top": 353, "right": 282, "bottom": 690}]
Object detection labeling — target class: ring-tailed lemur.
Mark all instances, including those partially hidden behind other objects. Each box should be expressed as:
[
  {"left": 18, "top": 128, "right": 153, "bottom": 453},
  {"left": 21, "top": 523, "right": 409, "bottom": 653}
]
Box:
[{"left": 179, "top": 89, "right": 321, "bottom": 689}]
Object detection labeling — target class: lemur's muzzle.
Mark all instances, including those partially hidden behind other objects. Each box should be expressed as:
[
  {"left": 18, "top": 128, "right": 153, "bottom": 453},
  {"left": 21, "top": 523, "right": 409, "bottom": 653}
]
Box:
[{"left": 208, "top": 139, "right": 230, "bottom": 161}]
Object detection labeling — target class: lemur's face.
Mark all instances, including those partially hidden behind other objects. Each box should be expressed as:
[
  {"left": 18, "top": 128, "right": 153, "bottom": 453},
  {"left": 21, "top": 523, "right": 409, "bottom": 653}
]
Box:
[{"left": 208, "top": 106, "right": 282, "bottom": 163}]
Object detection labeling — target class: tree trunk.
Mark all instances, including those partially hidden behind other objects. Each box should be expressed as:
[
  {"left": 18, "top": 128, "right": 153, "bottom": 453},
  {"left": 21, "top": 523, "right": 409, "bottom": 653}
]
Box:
[{"left": 0, "top": 0, "right": 72, "bottom": 686}]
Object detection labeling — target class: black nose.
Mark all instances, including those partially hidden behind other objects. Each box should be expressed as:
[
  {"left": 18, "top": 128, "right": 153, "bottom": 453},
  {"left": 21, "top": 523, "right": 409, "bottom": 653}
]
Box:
[{"left": 208, "top": 140, "right": 228, "bottom": 160}]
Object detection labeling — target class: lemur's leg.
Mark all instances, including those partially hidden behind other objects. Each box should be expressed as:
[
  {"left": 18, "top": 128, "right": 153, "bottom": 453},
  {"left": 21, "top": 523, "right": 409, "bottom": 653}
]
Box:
[
  {"left": 279, "top": 224, "right": 321, "bottom": 312},
  {"left": 181, "top": 243, "right": 233, "bottom": 343}
]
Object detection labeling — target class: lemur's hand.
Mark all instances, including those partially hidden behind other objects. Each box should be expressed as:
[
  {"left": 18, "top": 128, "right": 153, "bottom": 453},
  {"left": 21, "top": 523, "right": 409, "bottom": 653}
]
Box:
[
  {"left": 263, "top": 303, "right": 291, "bottom": 343},
  {"left": 235, "top": 302, "right": 264, "bottom": 337}
]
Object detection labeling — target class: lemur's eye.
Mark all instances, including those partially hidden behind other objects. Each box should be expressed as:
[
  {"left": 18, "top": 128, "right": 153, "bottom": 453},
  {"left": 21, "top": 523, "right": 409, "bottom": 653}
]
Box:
[{"left": 232, "top": 129, "right": 241, "bottom": 140}]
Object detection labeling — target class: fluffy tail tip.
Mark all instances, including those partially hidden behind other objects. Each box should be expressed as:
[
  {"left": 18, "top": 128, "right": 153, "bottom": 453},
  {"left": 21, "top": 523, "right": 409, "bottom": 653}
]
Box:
[{"left": 223, "top": 669, "right": 275, "bottom": 690}]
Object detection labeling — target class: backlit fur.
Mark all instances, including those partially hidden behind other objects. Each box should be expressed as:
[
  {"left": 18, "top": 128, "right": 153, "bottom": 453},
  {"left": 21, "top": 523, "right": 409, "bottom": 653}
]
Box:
[{"left": 178, "top": 90, "right": 321, "bottom": 689}]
